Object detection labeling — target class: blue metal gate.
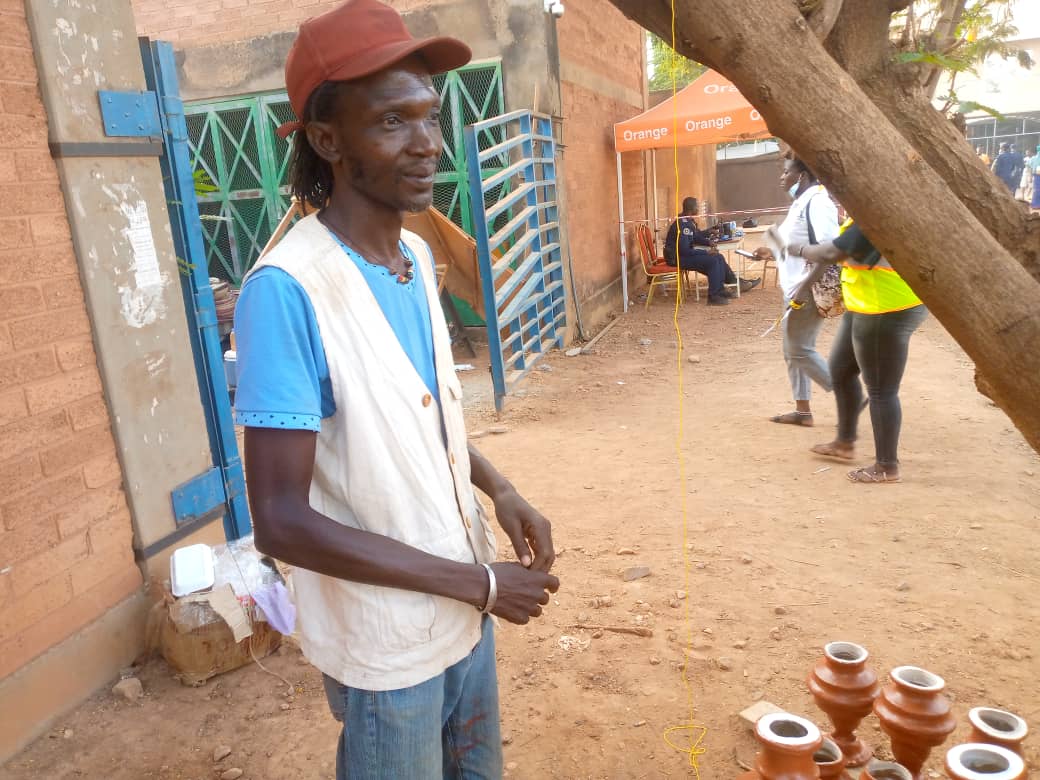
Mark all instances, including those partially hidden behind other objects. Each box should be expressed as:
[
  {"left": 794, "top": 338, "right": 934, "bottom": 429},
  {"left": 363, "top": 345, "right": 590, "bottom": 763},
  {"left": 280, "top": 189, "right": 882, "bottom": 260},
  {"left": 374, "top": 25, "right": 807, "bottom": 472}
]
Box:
[
  {"left": 139, "top": 39, "right": 251, "bottom": 541},
  {"left": 463, "top": 112, "right": 567, "bottom": 411}
]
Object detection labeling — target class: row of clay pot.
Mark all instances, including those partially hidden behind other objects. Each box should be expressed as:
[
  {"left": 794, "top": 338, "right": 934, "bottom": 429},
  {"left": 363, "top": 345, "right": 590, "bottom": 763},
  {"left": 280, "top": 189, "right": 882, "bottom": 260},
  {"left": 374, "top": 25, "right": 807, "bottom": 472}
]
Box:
[
  {"left": 739, "top": 640, "right": 1030, "bottom": 778},
  {"left": 806, "top": 641, "right": 1029, "bottom": 779},
  {"left": 741, "top": 711, "right": 1028, "bottom": 780}
]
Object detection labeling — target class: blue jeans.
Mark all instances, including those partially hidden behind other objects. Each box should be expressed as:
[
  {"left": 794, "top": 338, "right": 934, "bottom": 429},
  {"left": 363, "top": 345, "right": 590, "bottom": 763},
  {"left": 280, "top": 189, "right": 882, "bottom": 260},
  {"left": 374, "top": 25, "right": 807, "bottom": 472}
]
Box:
[{"left": 322, "top": 616, "right": 502, "bottom": 780}]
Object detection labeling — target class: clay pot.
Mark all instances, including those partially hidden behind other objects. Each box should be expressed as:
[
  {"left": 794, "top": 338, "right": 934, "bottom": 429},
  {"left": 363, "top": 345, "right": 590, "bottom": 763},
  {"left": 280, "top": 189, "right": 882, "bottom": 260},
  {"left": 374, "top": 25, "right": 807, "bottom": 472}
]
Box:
[
  {"left": 968, "top": 708, "right": 1029, "bottom": 759},
  {"left": 737, "top": 712, "right": 824, "bottom": 779},
  {"left": 808, "top": 641, "right": 881, "bottom": 766},
  {"left": 814, "top": 737, "right": 851, "bottom": 779},
  {"left": 873, "top": 666, "right": 957, "bottom": 780},
  {"left": 945, "top": 743, "right": 1026, "bottom": 780},
  {"left": 858, "top": 760, "right": 913, "bottom": 780}
]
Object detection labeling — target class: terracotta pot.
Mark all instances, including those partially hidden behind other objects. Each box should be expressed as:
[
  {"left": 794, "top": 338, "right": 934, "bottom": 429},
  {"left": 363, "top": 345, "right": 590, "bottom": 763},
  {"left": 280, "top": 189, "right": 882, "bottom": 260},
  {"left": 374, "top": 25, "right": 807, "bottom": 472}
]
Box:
[
  {"left": 968, "top": 708, "right": 1029, "bottom": 759},
  {"left": 858, "top": 760, "right": 913, "bottom": 780},
  {"left": 873, "top": 666, "right": 956, "bottom": 780},
  {"left": 808, "top": 641, "right": 880, "bottom": 766},
  {"left": 737, "top": 712, "right": 823, "bottom": 779},
  {"left": 814, "top": 737, "right": 851, "bottom": 779},
  {"left": 945, "top": 743, "right": 1026, "bottom": 780}
]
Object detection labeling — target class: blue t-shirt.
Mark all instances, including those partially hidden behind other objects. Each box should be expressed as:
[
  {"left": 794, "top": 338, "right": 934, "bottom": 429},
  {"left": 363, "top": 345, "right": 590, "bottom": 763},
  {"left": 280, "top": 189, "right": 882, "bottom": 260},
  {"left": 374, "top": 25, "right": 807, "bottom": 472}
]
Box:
[{"left": 233, "top": 237, "right": 438, "bottom": 432}]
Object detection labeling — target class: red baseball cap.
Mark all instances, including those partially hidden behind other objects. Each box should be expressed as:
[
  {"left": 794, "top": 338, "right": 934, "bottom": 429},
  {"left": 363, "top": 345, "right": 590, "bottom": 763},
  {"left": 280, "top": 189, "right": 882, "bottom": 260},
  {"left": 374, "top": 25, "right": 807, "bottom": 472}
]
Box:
[{"left": 277, "top": 0, "right": 472, "bottom": 138}]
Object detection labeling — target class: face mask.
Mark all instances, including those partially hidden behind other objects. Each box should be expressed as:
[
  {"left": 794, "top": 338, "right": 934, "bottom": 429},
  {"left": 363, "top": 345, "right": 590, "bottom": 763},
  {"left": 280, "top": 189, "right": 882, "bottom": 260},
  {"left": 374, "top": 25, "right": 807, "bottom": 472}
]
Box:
[{"left": 787, "top": 179, "right": 801, "bottom": 199}]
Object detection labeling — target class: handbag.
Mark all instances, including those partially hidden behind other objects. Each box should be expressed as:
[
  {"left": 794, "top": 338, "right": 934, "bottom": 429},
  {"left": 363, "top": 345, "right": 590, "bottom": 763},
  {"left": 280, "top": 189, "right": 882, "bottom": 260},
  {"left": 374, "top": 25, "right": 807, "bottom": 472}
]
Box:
[
  {"left": 811, "top": 264, "right": 845, "bottom": 319},
  {"left": 804, "top": 196, "right": 845, "bottom": 319}
]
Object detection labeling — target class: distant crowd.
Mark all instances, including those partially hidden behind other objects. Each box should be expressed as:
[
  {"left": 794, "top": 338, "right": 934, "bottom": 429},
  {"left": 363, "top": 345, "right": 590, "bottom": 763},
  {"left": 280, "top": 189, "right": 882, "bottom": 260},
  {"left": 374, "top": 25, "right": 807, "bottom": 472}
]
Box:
[{"left": 977, "top": 142, "right": 1040, "bottom": 208}]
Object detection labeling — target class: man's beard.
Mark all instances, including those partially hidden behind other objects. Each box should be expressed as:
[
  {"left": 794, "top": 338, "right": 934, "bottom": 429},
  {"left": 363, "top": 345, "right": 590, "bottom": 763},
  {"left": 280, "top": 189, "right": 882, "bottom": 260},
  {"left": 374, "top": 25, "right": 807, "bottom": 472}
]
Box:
[{"left": 348, "top": 159, "right": 434, "bottom": 214}]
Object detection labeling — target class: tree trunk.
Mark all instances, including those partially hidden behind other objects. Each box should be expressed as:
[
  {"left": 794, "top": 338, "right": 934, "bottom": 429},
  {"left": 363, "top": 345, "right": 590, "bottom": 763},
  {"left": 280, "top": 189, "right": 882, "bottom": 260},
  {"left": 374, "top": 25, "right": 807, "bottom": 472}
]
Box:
[
  {"left": 823, "top": 3, "right": 1039, "bottom": 281},
  {"left": 606, "top": 0, "right": 1040, "bottom": 455},
  {"left": 852, "top": 69, "right": 1040, "bottom": 282}
]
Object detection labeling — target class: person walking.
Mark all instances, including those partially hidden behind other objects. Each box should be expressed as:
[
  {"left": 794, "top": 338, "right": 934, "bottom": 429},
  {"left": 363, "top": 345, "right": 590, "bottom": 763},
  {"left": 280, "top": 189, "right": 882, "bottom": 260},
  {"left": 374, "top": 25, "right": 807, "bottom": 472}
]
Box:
[
  {"left": 796, "top": 222, "right": 928, "bottom": 484},
  {"left": 233, "top": 2, "right": 559, "bottom": 776},
  {"left": 1018, "top": 147, "right": 1033, "bottom": 202},
  {"left": 754, "top": 155, "right": 839, "bottom": 426},
  {"left": 991, "top": 142, "right": 1025, "bottom": 193},
  {"left": 1031, "top": 145, "right": 1040, "bottom": 211},
  {"left": 663, "top": 197, "right": 760, "bottom": 306}
]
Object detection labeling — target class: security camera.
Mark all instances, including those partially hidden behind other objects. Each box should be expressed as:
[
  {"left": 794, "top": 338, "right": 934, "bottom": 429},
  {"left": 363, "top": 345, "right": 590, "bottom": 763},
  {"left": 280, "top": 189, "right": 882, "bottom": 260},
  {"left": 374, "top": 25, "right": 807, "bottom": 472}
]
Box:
[{"left": 543, "top": 0, "right": 564, "bottom": 18}]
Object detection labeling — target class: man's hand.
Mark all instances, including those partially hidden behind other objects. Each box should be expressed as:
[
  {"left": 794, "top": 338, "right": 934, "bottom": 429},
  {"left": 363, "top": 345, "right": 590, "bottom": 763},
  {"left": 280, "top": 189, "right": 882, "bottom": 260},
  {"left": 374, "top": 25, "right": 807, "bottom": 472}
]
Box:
[
  {"left": 493, "top": 488, "right": 555, "bottom": 572},
  {"left": 488, "top": 562, "right": 559, "bottom": 625}
]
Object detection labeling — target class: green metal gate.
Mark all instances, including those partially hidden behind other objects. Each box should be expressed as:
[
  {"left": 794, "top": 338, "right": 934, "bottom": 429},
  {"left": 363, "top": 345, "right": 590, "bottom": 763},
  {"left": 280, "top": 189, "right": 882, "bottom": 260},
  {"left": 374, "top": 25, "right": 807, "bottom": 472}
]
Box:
[
  {"left": 185, "top": 93, "right": 294, "bottom": 286},
  {"left": 185, "top": 61, "right": 504, "bottom": 288},
  {"left": 432, "top": 61, "right": 505, "bottom": 235}
]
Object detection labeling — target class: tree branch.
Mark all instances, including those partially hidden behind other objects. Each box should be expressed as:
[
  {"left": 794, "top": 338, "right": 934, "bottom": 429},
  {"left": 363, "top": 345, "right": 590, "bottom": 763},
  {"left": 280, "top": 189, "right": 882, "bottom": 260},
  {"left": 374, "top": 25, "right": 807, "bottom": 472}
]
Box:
[
  {"left": 608, "top": 0, "right": 719, "bottom": 71},
  {"left": 802, "top": 0, "right": 844, "bottom": 40},
  {"left": 824, "top": 0, "right": 894, "bottom": 79},
  {"left": 919, "top": 0, "right": 968, "bottom": 94}
]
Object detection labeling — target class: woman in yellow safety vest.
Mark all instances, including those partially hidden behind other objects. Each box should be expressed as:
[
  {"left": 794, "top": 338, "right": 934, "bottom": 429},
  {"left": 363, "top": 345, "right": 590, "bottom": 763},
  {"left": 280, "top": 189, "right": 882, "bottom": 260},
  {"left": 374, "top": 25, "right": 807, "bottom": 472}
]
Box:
[{"left": 791, "top": 221, "right": 927, "bottom": 483}]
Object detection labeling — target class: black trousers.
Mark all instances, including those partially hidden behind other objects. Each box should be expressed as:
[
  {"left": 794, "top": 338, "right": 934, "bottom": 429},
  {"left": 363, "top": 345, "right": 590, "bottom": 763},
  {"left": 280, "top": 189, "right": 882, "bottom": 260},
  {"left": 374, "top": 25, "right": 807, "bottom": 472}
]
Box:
[
  {"left": 666, "top": 250, "right": 736, "bottom": 296},
  {"left": 831, "top": 306, "right": 928, "bottom": 468}
]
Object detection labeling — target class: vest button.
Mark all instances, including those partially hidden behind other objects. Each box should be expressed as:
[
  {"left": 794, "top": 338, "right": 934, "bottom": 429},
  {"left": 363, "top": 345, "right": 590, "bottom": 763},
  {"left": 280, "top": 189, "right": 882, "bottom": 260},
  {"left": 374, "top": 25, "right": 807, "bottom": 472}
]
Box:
[
  {"left": 464, "top": 516, "right": 472, "bottom": 528},
  {"left": 449, "top": 452, "right": 456, "bottom": 465},
  {"left": 421, "top": 393, "right": 432, "bottom": 407}
]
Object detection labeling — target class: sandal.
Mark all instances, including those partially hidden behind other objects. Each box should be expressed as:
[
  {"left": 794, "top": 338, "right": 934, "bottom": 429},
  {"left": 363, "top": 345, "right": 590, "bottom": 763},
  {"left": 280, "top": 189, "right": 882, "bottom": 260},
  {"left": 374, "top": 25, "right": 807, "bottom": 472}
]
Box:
[
  {"left": 770, "top": 411, "right": 814, "bottom": 427},
  {"left": 847, "top": 467, "right": 901, "bottom": 484},
  {"left": 810, "top": 442, "right": 855, "bottom": 461}
]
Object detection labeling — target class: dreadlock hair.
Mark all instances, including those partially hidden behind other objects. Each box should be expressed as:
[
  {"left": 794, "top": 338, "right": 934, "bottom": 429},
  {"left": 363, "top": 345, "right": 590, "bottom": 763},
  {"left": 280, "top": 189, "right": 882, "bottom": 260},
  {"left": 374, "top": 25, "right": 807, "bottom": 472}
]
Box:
[{"left": 289, "top": 81, "right": 348, "bottom": 209}]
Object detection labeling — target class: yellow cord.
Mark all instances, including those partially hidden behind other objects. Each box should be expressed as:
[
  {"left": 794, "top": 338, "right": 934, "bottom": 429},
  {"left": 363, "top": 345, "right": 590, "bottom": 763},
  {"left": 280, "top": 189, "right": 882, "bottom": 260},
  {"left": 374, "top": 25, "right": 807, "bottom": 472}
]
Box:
[{"left": 663, "top": 1, "right": 707, "bottom": 775}]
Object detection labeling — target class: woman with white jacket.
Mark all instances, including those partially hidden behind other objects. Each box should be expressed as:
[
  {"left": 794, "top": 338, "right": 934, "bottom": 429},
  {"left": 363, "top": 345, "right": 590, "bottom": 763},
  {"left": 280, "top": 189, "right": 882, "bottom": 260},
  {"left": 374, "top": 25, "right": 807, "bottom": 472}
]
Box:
[{"left": 755, "top": 156, "right": 840, "bottom": 426}]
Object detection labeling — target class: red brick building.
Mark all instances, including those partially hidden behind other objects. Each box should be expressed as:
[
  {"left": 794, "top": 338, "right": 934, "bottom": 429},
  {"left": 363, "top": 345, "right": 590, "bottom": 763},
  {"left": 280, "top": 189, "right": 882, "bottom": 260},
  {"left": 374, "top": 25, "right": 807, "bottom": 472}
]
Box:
[{"left": 0, "top": 0, "right": 142, "bottom": 752}]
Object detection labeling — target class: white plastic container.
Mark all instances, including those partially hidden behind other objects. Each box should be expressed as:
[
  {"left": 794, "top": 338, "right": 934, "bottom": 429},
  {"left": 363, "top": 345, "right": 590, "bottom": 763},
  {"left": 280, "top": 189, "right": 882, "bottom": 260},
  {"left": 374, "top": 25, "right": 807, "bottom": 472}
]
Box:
[
  {"left": 170, "top": 543, "right": 215, "bottom": 597},
  {"left": 223, "top": 350, "right": 237, "bottom": 389}
]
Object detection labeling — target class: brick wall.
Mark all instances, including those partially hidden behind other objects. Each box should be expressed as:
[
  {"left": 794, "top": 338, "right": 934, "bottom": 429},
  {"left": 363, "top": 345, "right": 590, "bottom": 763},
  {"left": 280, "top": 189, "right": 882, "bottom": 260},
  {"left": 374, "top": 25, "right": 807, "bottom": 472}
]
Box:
[
  {"left": 132, "top": 0, "right": 451, "bottom": 46},
  {"left": 558, "top": 0, "right": 648, "bottom": 299},
  {"left": 0, "top": 3, "right": 141, "bottom": 682}
]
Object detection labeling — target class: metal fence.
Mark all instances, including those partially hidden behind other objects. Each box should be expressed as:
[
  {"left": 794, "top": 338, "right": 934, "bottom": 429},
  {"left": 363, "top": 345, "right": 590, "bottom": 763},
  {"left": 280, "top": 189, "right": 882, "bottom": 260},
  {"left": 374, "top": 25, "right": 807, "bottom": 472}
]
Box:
[{"left": 464, "top": 111, "right": 567, "bottom": 411}]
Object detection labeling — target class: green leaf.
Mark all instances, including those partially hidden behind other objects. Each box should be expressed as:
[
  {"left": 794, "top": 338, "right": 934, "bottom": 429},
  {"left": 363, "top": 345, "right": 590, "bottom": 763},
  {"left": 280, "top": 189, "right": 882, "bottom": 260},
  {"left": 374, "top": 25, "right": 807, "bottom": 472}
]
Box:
[
  {"left": 896, "top": 50, "right": 969, "bottom": 72},
  {"left": 176, "top": 256, "right": 196, "bottom": 277},
  {"left": 192, "top": 166, "right": 219, "bottom": 195},
  {"left": 956, "top": 100, "right": 1004, "bottom": 118}
]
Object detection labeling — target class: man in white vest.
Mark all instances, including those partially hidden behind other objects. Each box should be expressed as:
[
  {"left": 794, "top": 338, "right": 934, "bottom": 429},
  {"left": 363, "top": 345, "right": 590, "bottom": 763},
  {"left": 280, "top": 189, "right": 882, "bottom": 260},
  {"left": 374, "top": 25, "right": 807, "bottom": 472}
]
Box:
[{"left": 232, "top": 1, "right": 559, "bottom": 777}]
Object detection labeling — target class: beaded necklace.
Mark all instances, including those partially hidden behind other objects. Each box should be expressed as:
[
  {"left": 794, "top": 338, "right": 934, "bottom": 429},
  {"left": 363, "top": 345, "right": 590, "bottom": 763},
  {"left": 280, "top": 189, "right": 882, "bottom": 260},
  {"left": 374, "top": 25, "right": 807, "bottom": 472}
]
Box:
[{"left": 320, "top": 213, "right": 414, "bottom": 284}]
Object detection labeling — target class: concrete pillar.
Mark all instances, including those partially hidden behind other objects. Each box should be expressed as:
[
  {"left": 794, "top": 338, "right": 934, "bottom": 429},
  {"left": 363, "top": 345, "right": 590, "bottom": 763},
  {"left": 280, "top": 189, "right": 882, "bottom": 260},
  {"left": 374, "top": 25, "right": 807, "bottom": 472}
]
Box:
[{"left": 25, "top": 1, "right": 220, "bottom": 571}]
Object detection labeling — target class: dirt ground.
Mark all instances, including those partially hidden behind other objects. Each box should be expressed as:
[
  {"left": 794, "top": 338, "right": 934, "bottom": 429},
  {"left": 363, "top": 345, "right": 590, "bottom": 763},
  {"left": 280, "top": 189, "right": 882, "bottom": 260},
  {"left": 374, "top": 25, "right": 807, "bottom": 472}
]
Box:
[{"left": 6, "top": 282, "right": 1039, "bottom": 779}]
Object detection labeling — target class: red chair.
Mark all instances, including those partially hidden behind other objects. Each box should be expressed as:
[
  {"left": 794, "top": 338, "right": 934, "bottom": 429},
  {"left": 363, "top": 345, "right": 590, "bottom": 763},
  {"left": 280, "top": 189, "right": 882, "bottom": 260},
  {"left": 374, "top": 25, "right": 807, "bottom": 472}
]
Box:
[
  {"left": 636, "top": 223, "right": 707, "bottom": 305},
  {"left": 635, "top": 223, "right": 681, "bottom": 307}
]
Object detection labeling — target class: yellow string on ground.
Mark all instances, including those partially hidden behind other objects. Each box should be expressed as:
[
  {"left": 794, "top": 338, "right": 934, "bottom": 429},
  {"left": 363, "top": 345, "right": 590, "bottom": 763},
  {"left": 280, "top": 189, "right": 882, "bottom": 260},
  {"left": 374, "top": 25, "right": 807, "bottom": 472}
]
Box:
[{"left": 661, "top": 1, "right": 708, "bottom": 775}]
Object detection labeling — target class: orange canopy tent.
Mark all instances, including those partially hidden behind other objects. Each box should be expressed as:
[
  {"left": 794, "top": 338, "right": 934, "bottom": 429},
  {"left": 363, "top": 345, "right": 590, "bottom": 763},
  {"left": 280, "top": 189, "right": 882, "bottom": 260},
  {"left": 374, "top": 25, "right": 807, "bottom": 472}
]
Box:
[
  {"left": 612, "top": 69, "right": 770, "bottom": 309},
  {"left": 614, "top": 69, "right": 769, "bottom": 152}
]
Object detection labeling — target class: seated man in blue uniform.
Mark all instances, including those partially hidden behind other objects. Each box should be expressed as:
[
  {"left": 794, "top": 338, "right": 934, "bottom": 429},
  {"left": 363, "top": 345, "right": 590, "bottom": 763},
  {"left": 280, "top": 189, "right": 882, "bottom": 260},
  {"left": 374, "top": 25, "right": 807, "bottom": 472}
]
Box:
[{"left": 663, "top": 197, "right": 760, "bottom": 306}]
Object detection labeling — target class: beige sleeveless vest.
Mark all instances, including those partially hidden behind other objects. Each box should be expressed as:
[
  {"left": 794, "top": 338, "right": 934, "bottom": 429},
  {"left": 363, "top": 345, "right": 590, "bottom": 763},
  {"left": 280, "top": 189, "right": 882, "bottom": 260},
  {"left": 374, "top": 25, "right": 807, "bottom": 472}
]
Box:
[{"left": 248, "top": 213, "right": 496, "bottom": 690}]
